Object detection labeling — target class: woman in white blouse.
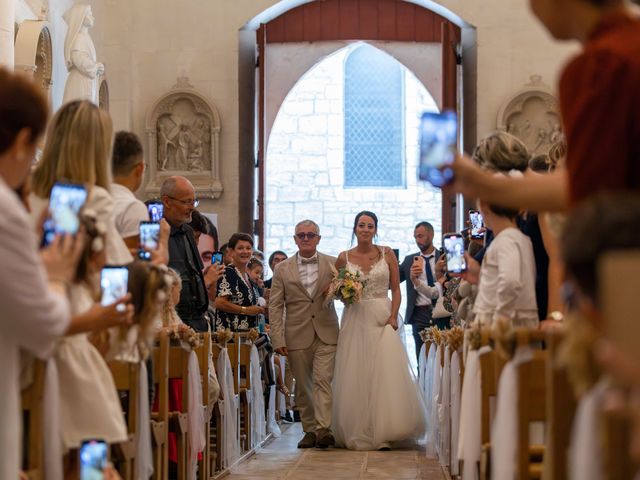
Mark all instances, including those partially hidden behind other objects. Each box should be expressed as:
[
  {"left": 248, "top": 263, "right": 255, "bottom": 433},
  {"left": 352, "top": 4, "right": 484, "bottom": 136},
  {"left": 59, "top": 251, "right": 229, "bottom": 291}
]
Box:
[{"left": 0, "top": 69, "right": 129, "bottom": 479}]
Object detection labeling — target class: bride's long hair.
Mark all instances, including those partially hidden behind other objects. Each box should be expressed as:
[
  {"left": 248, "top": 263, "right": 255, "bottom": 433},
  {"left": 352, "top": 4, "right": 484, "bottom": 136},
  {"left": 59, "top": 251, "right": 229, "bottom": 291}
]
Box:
[{"left": 351, "top": 210, "right": 379, "bottom": 245}]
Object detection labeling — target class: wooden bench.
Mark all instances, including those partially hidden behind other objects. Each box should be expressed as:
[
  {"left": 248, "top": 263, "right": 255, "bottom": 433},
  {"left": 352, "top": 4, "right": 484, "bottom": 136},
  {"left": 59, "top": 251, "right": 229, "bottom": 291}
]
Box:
[
  {"left": 167, "top": 342, "right": 191, "bottom": 480},
  {"left": 194, "top": 333, "right": 212, "bottom": 480},
  {"left": 107, "top": 360, "right": 140, "bottom": 480}
]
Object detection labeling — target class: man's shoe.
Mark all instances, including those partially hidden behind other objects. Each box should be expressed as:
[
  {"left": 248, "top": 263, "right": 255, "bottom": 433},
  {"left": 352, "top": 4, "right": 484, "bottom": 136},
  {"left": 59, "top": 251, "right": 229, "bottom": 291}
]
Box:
[
  {"left": 293, "top": 410, "right": 301, "bottom": 422},
  {"left": 315, "top": 428, "right": 335, "bottom": 449},
  {"left": 297, "top": 432, "right": 317, "bottom": 449}
]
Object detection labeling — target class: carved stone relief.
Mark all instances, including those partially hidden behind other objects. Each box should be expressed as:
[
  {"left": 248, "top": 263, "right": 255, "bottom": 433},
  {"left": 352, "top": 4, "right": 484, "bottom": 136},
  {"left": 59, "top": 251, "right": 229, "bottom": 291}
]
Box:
[
  {"left": 497, "top": 75, "right": 562, "bottom": 156},
  {"left": 145, "top": 77, "right": 223, "bottom": 199},
  {"left": 14, "top": 20, "right": 52, "bottom": 100}
]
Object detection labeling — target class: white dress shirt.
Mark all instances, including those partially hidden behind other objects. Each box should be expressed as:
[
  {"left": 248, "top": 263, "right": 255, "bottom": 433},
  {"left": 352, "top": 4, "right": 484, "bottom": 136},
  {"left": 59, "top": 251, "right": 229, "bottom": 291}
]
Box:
[
  {"left": 111, "top": 183, "right": 149, "bottom": 238},
  {"left": 474, "top": 227, "right": 538, "bottom": 326},
  {"left": 297, "top": 252, "right": 319, "bottom": 296},
  {"left": 0, "top": 177, "right": 70, "bottom": 479},
  {"left": 413, "top": 253, "right": 441, "bottom": 305}
]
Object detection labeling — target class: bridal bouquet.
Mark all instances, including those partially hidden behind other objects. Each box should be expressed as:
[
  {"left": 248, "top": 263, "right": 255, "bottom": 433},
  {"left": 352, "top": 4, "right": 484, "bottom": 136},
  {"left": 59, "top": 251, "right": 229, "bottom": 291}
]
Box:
[{"left": 325, "top": 266, "right": 366, "bottom": 305}]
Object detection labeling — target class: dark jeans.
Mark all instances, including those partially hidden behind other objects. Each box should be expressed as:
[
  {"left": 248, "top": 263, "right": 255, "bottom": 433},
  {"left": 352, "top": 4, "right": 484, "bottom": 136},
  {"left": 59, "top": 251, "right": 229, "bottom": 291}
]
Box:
[{"left": 410, "top": 306, "right": 451, "bottom": 362}]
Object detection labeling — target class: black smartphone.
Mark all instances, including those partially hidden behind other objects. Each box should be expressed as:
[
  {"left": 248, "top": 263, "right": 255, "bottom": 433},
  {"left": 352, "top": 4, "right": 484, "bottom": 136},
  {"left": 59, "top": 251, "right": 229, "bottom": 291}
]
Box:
[
  {"left": 100, "top": 266, "right": 129, "bottom": 308},
  {"left": 138, "top": 221, "right": 160, "bottom": 261},
  {"left": 418, "top": 110, "right": 458, "bottom": 187},
  {"left": 443, "top": 232, "right": 467, "bottom": 273},
  {"left": 147, "top": 201, "right": 164, "bottom": 222},
  {"left": 211, "top": 251, "right": 223, "bottom": 265},
  {"left": 79, "top": 439, "right": 108, "bottom": 480},
  {"left": 469, "top": 210, "right": 485, "bottom": 239},
  {"left": 42, "top": 182, "right": 88, "bottom": 247}
]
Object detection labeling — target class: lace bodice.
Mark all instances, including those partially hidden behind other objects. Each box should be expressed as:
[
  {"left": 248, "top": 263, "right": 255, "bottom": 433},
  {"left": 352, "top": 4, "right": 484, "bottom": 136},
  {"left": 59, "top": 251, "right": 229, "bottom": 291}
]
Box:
[{"left": 345, "top": 248, "right": 390, "bottom": 300}]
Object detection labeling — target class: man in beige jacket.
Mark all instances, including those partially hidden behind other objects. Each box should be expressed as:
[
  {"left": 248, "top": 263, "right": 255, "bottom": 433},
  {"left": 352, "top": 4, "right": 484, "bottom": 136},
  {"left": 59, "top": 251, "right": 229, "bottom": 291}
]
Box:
[{"left": 269, "top": 219, "right": 339, "bottom": 449}]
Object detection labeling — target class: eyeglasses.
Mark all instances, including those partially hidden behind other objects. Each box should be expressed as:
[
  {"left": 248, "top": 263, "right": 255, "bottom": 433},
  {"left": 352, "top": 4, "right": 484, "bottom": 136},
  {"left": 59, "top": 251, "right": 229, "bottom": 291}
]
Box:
[
  {"left": 295, "top": 232, "right": 318, "bottom": 240},
  {"left": 166, "top": 195, "right": 199, "bottom": 208}
]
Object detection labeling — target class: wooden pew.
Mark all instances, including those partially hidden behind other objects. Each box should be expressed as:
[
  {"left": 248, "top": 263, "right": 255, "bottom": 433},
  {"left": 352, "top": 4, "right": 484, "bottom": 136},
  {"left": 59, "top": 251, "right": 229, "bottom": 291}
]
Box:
[
  {"left": 194, "top": 333, "right": 212, "bottom": 480},
  {"left": 167, "top": 342, "right": 191, "bottom": 480},
  {"left": 209, "top": 342, "right": 225, "bottom": 473},
  {"left": 602, "top": 405, "right": 640, "bottom": 480},
  {"left": 228, "top": 334, "right": 252, "bottom": 452},
  {"left": 21, "top": 359, "right": 46, "bottom": 480},
  {"left": 107, "top": 360, "right": 140, "bottom": 480},
  {"left": 544, "top": 330, "right": 575, "bottom": 480},
  {"left": 151, "top": 332, "right": 169, "bottom": 480}
]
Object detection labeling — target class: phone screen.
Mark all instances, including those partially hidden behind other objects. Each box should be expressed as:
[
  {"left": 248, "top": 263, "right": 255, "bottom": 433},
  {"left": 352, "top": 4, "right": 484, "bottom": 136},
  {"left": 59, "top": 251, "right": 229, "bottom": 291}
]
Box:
[
  {"left": 418, "top": 110, "right": 457, "bottom": 187},
  {"left": 138, "top": 222, "right": 160, "bottom": 260},
  {"left": 444, "top": 233, "right": 467, "bottom": 273},
  {"left": 42, "top": 182, "right": 88, "bottom": 247},
  {"left": 469, "top": 210, "right": 485, "bottom": 239},
  {"left": 211, "top": 251, "right": 223, "bottom": 265},
  {"left": 100, "top": 266, "right": 129, "bottom": 307},
  {"left": 79, "top": 439, "right": 107, "bottom": 480},
  {"left": 147, "top": 202, "right": 164, "bottom": 222}
]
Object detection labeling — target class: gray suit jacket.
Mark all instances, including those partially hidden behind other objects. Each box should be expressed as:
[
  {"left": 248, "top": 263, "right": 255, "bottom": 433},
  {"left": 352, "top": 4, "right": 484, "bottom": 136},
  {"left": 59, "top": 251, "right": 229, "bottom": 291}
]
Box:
[
  {"left": 268, "top": 252, "right": 339, "bottom": 351},
  {"left": 399, "top": 249, "right": 441, "bottom": 324}
]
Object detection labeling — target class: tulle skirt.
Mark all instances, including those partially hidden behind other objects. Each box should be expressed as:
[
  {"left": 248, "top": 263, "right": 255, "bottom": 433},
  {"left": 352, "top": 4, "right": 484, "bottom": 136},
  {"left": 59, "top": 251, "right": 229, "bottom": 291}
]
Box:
[{"left": 333, "top": 297, "right": 427, "bottom": 450}]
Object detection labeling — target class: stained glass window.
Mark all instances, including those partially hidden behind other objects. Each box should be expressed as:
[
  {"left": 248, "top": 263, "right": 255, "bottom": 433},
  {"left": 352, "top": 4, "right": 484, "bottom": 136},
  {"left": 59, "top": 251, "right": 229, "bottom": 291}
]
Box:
[{"left": 344, "top": 44, "right": 405, "bottom": 188}]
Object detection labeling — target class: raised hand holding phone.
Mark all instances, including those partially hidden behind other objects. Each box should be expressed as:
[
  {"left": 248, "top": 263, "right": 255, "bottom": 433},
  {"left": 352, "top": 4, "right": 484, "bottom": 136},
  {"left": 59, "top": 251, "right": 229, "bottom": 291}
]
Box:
[
  {"left": 443, "top": 233, "right": 467, "bottom": 273},
  {"left": 418, "top": 110, "right": 458, "bottom": 187}
]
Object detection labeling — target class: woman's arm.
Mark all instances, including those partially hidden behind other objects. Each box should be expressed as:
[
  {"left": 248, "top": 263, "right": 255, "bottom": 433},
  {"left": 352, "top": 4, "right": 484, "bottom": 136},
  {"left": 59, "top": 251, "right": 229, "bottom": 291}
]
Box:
[
  {"left": 214, "top": 295, "right": 263, "bottom": 316},
  {"left": 335, "top": 251, "right": 347, "bottom": 270},
  {"left": 386, "top": 248, "right": 401, "bottom": 329},
  {"left": 451, "top": 154, "right": 569, "bottom": 213}
]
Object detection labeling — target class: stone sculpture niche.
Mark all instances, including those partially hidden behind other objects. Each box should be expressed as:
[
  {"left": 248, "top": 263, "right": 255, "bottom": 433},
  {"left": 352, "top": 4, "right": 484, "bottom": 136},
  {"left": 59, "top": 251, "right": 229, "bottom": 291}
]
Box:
[
  {"left": 497, "top": 75, "right": 562, "bottom": 156},
  {"left": 145, "top": 77, "right": 223, "bottom": 199},
  {"left": 14, "top": 20, "right": 52, "bottom": 101}
]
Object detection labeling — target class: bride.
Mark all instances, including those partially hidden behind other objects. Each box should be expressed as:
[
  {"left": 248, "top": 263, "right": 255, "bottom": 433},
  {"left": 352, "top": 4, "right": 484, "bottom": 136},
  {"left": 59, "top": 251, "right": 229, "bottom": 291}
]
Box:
[{"left": 332, "top": 211, "right": 427, "bottom": 450}]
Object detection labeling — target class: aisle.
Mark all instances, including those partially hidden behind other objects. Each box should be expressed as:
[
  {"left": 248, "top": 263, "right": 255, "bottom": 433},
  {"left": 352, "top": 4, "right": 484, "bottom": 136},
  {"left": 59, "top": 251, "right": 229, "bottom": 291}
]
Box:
[{"left": 226, "top": 423, "right": 447, "bottom": 479}]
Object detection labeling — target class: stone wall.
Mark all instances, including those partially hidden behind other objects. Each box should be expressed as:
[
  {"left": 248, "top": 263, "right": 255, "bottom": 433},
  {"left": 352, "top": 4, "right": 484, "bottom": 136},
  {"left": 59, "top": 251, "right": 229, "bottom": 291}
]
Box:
[{"left": 266, "top": 45, "right": 442, "bottom": 260}]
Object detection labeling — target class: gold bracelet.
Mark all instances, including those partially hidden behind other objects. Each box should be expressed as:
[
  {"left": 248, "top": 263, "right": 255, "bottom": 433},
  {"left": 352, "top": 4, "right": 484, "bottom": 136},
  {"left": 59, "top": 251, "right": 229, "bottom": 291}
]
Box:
[{"left": 241, "top": 306, "right": 246, "bottom": 315}]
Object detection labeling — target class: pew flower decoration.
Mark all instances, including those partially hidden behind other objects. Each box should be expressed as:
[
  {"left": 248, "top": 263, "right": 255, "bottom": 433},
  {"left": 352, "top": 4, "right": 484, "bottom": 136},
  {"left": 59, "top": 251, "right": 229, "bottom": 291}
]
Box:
[
  {"left": 445, "top": 326, "right": 465, "bottom": 352},
  {"left": 419, "top": 328, "right": 431, "bottom": 344},
  {"left": 213, "top": 327, "right": 233, "bottom": 345},
  {"left": 325, "top": 265, "right": 367, "bottom": 306},
  {"left": 247, "top": 328, "right": 260, "bottom": 343},
  {"left": 465, "top": 322, "right": 483, "bottom": 351},
  {"left": 166, "top": 323, "right": 201, "bottom": 349}
]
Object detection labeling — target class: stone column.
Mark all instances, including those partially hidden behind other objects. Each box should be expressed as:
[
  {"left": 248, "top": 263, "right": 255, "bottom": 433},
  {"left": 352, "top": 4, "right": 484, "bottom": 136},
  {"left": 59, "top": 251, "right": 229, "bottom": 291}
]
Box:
[{"left": 0, "top": 0, "right": 14, "bottom": 68}]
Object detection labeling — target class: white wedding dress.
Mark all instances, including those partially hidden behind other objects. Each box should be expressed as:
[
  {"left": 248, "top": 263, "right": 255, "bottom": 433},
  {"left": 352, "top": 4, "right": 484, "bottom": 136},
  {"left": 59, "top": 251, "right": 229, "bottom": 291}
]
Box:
[{"left": 333, "top": 248, "right": 427, "bottom": 450}]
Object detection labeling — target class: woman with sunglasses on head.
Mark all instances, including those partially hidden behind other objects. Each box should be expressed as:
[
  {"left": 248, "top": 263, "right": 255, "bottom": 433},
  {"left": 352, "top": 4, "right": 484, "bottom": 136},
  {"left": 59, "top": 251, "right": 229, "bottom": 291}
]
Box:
[{"left": 214, "top": 233, "right": 266, "bottom": 331}]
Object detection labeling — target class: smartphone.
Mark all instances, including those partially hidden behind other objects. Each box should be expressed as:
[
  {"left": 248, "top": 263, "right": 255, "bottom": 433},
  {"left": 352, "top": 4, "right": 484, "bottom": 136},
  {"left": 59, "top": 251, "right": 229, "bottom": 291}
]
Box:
[
  {"left": 469, "top": 210, "right": 485, "bottom": 239},
  {"left": 138, "top": 221, "right": 160, "bottom": 260},
  {"left": 147, "top": 201, "right": 164, "bottom": 222},
  {"left": 100, "top": 266, "right": 129, "bottom": 308},
  {"left": 443, "top": 232, "right": 467, "bottom": 273},
  {"left": 79, "top": 439, "right": 107, "bottom": 480},
  {"left": 211, "top": 251, "right": 224, "bottom": 265},
  {"left": 42, "top": 182, "right": 88, "bottom": 247},
  {"left": 418, "top": 110, "right": 458, "bottom": 187}
]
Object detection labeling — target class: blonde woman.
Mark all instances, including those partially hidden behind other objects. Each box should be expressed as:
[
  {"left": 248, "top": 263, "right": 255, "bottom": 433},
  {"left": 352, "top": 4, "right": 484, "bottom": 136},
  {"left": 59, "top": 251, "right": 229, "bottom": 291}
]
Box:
[{"left": 31, "top": 100, "right": 132, "bottom": 264}]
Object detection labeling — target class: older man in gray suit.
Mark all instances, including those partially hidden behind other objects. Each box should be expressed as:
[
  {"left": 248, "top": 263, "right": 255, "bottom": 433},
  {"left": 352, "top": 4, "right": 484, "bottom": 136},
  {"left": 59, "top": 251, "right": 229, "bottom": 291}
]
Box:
[{"left": 269, "top": 220, "right": 339, "bottom": 449}]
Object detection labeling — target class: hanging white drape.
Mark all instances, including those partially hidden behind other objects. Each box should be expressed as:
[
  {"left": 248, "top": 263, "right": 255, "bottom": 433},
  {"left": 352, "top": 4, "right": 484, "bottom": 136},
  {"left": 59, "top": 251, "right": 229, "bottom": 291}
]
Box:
[
  {"left": 424, "top": 343, "right": 437, "bottom": 458},
  {"left": 418, "top": 343, "right": 427, "bottom": 393},
  {"left": 439, "top": 346, "right": 451, "bottom": 466},
  {"left": 277, "top": 355, "right": 286, "bottom": 416},
  {"left": 216, "top": 347, "right": 239, "bottom": 468},
  {"left": 266, "top": 355, "right": 281, "bottom": 437},
  {"left": 491, "top": 346, "right": 533, "bottom": 480},
  {"left": 43, "top": 358, "right": 62, "bottom": 480},
  {"left": 450, "top": 350, "right": 462, "bottom": 476},
  {"left": 427, "top": 344, "right": 442, "bottom": 458},
  {"left": 135, "top": 361, "right": 154, "bottom": 480},
  {"left": 187, "top": 352, "right": 205, "bottom": 480},
  {"left": 568, "top": 378, "right": 608, "bottom": 480},
  {"left": 249, "top": 345, "right": 266, "bottom": 447}
]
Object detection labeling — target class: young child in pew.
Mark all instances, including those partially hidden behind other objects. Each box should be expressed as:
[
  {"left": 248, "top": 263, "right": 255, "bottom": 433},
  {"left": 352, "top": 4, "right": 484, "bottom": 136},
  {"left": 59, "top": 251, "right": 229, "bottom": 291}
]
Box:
[
  {"left": 54, "top": 210, "right": 131, "bottom": 477},
  {"left": 473, "top": 172, "right": 539, "bottom": 329}
]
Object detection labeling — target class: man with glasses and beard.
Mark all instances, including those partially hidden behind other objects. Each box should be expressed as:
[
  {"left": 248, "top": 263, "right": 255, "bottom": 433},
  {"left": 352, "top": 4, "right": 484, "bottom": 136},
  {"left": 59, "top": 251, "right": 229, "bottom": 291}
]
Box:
[
  {"left": 269, "top": 220, "right": 339, "bottom": 449},
  {"left": 161, "top": 176, "right": 221, "bottom": 331}
]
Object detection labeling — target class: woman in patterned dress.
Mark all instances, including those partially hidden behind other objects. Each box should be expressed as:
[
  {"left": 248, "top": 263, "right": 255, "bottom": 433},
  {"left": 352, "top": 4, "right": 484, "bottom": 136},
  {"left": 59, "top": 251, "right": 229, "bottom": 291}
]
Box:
[{"left": 214, "top": 233, "right": 266, "bottom": 331}]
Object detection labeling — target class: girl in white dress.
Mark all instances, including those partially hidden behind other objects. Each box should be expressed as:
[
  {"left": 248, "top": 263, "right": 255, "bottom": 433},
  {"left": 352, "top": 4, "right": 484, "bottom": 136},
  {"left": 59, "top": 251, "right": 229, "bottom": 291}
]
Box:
[
  {"left": 55, "top": 212, "right": 131, "bottom": 475},
  {"left": 332, "top": 211, "right": 427, "bottom": 450}
]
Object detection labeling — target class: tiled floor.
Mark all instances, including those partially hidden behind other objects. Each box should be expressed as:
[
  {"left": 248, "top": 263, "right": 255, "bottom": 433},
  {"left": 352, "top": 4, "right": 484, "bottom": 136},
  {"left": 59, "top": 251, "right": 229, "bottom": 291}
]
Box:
[{"left": 226, "top": 424, "right": 446, "bottom": 479}]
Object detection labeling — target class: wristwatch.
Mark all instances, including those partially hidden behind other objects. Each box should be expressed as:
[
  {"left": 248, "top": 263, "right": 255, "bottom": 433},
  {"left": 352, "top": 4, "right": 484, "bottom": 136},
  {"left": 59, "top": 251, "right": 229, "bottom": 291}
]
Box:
[{"left": 549, "top": 310, "right": 564, "bottom": 322}]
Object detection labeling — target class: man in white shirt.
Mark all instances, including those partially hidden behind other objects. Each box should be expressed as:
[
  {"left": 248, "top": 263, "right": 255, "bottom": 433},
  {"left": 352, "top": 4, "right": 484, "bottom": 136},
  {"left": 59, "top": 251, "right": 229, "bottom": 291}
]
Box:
[{"left": 111, "top": 131, "right": 149, "bottom": 249}]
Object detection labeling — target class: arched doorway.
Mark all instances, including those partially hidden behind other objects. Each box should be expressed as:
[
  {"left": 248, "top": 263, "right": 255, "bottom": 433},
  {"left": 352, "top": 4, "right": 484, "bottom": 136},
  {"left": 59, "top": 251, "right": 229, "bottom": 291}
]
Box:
[{"left": 253, "top": 0, "right": 463, "bottom": 251}]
